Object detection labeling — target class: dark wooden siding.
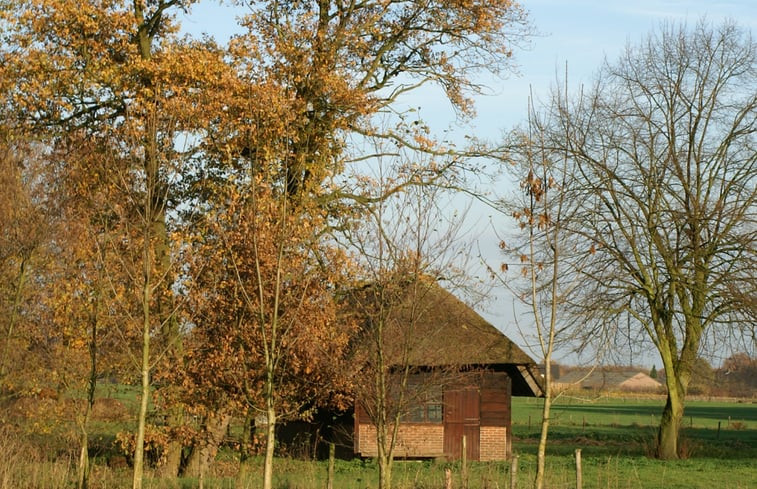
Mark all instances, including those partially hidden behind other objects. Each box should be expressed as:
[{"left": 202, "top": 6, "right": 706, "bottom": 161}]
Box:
[{"left": 480, "top": 372, "right": 511, "bottom": 427}]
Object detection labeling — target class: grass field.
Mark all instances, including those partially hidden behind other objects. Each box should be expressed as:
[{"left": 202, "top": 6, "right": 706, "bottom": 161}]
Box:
[
  {"left": 510, "top": 396, "right": 757, "bottom": 459},
  {"left": 1, "top": 395, "right": 755, "bottom": 488}
]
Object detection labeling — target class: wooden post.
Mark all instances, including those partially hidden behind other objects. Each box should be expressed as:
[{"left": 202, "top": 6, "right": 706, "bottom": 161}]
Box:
[
  {"left": 462, "top": 435, "right": 468, "bottom": 489},
  {"left": 509, "top": 455, "right": 518, "bottom": 489},
  {"left": 445, "top": 467, "right": 453, "bottom": 489},
  {"left": 575, "top": 449, "right": 582, "bottom": 489},
  {"left": 327, "top": 443, "right": 335, "bottom": 489}
]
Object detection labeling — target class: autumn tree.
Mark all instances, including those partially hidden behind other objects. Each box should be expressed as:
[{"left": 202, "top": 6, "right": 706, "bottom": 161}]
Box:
[
  {"left": 181, "top": 173, "right": 354, "bottom": 489},
  {"left": 49, "top": 132, "right": 150, "bottom": 489},
  {"left": 218, "top": 0, "right": 530, "bottom": 201},
  {"left": 1, "top": 1, "right": 237, "bottom": 484},
  {"left": 0, "top": 136, "right": 56, "bottom": 399},
  {"left": 519, "top": 20, "right": 757, "bottom": 459}
]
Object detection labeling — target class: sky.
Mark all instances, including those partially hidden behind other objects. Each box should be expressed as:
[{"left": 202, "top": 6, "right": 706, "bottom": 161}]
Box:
[{"left": 178, "top": 1, "right": 757, "bottom": 367}]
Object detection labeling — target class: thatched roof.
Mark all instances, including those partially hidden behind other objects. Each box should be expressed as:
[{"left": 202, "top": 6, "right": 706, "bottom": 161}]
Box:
[{"left": 350, "top": 278, "right": 542, "bottom": 396}]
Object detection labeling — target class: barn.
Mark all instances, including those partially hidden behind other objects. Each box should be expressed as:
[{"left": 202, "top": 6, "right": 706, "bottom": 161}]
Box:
[{"left": 350, "top": 280, "right": 542, "bottom": 462}]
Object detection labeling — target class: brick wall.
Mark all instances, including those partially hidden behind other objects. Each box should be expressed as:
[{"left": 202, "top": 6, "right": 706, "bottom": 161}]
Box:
[
  {"left": 479, "top": 426, "right": 507, "bottom": 461},
  {"left": 357, "top": 423, "right": 445, "bottom": 458}
]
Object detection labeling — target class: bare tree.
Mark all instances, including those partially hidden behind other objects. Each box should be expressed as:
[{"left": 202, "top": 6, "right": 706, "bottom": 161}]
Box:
[
  {"left": 491, "top": 90, "right": 588, "bottom": 488},
  {"left": 344, "top": 150, "right": 481, "bottom": 489},
  {"left": 525, "top": 20, "right": 757, "bottom": 459}
]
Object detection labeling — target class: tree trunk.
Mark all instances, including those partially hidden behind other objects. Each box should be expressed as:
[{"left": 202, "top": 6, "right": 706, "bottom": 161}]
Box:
[
  {"left": 236, "top": 410, "right": 255, "bottom": 489},
  {"left": 184, "top": 411, "right": 231, "bottom": 478},
  {"left": 77, "top": 306, "right": 99, "bottom": 489},
  {"left": 132, "top": 321, "right": 150, "bottom": 489},
  {"left": 535, "top": 360, "right": 552, "bottom": 489},
  {"left": 377, "top": 449, "right": 393, "bottom": 489},
  {"left": 376, "top": 412, "right": 396, "bottom": 489},
  {"left": 77, "top": 428, "right": 90, "bottom": 489},
  {"left": 263, "top": 404, "right": 276, "bottom": 489},
  {"left": 657, "top": 380, "right": 684, "bottom": 459},
  {"left": 133, "top": 203, "right": 153, "bottom": 489}
]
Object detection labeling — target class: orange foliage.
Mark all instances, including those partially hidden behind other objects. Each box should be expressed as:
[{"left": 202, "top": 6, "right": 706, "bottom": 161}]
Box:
[{"left": 177, "top": 178, "right": 356, "bottom": 419}]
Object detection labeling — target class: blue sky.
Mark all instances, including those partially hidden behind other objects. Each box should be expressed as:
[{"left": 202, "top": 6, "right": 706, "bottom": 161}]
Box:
[{"left": 178, "top": 1, "right": 756, "bottom": 366}]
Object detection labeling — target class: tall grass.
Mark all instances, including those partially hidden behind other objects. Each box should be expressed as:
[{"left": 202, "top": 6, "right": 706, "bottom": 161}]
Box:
[{"left": 0, "top": 427, "right": 73, "bottom": 489}]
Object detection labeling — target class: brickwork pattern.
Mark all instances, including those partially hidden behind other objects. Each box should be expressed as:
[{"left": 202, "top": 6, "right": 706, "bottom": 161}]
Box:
[
  {"left": 357, "top": 423, "right": 445, "bottom": 458},
  {"left": 479, "top": 426, "right": 507, "bottom": 461}
]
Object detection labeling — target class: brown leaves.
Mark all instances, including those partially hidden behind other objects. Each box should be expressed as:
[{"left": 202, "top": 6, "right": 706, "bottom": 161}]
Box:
[{"left": 179, "top": 178, "right": 356, "bottom": 416}]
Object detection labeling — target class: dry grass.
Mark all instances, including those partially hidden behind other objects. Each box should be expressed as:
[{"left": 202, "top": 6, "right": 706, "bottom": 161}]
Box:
[{"left": 0, "top": 427, "right": 73, "bottom": 489}]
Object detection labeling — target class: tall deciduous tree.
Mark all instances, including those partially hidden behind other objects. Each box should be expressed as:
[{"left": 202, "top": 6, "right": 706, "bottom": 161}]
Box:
[
  {"left": 218, "top": 0, "right": 530, "bottom": 201},
  {"left": 522, "top": 20, "right": 756, "bottom": 459}
]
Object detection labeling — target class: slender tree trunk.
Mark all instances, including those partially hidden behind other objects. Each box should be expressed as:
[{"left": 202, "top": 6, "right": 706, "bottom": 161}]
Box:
[
  {"left": 378, "top": 456, "right": 393, "bottom": 489},
  {"left": 535, "top": 359, "right": 552, "bottom": 489},
  {"left": 77, "top": 304, "right": 99, "bottom": 489},
  {"left": 263, "top": 402, "right": 276, "bottom": 489},
  {"left": 236, "top": 410, "right": 255, "bottom": 489},
  {"left": 77, "top": 428, "right": 90, "bottom": 489},
  {"left": 377, "top": 429, "right": 393, "bottom": 489},
  {"left": 132, "top": 281, "right": 151, "bottom": 489},
  {"left": 133, "top": 137, "right": 156, "bottom": 489}
]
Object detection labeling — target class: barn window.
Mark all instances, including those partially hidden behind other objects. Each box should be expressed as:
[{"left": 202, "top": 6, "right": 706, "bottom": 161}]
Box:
[
  {"left": 427, "top": 403, "right": 442, "bottom": 422},
  {"left": 402, "top": 378, "right": 443, "bottom": 423}
]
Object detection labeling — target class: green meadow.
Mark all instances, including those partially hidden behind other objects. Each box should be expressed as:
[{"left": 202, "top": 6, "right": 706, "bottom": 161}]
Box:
[{"left": 2, "top": 395, "right": 755, "bottom": 488}]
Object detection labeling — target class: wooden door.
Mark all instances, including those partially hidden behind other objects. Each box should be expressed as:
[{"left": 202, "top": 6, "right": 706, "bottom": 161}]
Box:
[{"left": 443, "top": 386, "right": 480, "bottom": 460}]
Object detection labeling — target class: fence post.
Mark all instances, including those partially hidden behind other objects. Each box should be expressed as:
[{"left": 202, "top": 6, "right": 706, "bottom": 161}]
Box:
[
  {"left": 462, "top": 435, "right": 468, "bottom": 489},
  {"left": 445, "top": 467, "right": 453, "bottom": 489},
  {"left": 509, "top": 455, "right": 518, "bottom": 489},
  {"left": 575, "top": 449, "right": 582, "bottom": 489}
]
